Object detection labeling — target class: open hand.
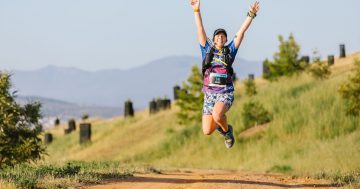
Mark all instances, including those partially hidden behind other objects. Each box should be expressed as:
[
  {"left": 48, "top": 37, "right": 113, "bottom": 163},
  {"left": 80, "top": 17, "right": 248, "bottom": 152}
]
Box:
[
  {"left": 190, "top": 0, "right": 200, "bottom": 10},
  {"left": 249, "top": 1, "right": 260, "bottom": 13}
]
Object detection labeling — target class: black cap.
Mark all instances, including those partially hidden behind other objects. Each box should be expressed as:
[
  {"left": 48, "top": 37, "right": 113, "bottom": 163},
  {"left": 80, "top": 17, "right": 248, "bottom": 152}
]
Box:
[{"left": 213, "top": 28, "right": 227, "bottom": 40}]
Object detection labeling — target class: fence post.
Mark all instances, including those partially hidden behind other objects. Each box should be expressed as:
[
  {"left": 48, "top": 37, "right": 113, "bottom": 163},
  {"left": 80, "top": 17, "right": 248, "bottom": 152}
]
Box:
[
  {"left": 79, "top": 123, "right": 91, "bottom": 144},
  {"left": 44, "top": 133, "right": 53, "bottom": 145},
  {"left": 328, "top": 55, "right": 335, "bottom": 66},
  {"left": 124, "top": 100, "right": 134, "bottom": 117},
  {"left": 340, "top": 44, "right": 346, "bottom": 58}
]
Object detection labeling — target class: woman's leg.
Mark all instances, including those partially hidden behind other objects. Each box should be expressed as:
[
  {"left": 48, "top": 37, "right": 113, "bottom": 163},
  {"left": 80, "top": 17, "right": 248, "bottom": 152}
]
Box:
[
  {"left": 202, "top": 92, "right": 217, "bottom": 135},
  {"left": 202, "top": 115, "right": 217, "bottom": 135},
  {"left": 212, "top": 102, "right": 229, "bottom": 132}
]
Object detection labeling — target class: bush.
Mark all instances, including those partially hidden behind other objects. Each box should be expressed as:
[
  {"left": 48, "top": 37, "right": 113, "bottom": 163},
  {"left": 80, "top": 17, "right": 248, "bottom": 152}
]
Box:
[
  {"left": 244, "top": 79, "right": 257, "bottom": 97},
  {"left": 308, "top": 62, "right": 331, "bottom": 79},
  {"left": 307, "top": 52, "right": 331, "bottom": 79},
  {"left": 339, "top": 59, "right": 360, "bottom": 116},
  {"left": 0, "top": 161, "right": 133, "bottom": 188},
  {"left": 82, "top": 113, "right": 89, "bottom": 121},
  {"left": 263, "top": 34, "right": 307, "bottom": 81},
  {"left": 242, "top": 100, "right": 272, "bottom": 129}
]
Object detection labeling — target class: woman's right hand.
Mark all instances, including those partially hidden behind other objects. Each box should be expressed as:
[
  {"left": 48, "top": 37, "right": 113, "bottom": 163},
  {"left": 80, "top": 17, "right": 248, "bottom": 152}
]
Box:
[{"left": 190, "top": 0, "right": 200, "bottom": 11}]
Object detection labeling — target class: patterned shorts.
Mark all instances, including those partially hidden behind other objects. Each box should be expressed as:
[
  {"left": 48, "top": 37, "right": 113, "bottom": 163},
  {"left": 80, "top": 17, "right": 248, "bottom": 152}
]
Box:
[{"left": 203, "top": 92, "right": 235, "bottom": 115}]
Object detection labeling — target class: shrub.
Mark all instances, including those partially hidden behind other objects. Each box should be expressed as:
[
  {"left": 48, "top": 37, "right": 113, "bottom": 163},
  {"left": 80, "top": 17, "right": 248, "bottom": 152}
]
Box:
[
  {"left": 82, "top": 113, "right": 89, "bottom": 121},
  {"left": 244, "top": 79, "right": 257, "bottom": 97},
  {"left": 307, "top": 51, "right": 331, "bottom": 79},
  {"left": 339, "top": 59, "right": 360, "bottom": 116},
  {"left": 242, "top": 100, "right": 272, "bottom": 129},
  {"left": 308, "top": 62, "right": 331, "bottom": 79}
]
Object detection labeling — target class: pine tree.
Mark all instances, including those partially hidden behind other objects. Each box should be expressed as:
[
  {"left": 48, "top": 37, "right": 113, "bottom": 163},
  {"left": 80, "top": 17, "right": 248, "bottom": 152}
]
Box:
[
  {"left": 263, "top": 34, "right": 307, "bottom": 81},
  {"left": 176, "top": 65, "right": 204, "bottom": 125},
  {"left": 0, "top": 72, "right": 45, "bottom": 169}
]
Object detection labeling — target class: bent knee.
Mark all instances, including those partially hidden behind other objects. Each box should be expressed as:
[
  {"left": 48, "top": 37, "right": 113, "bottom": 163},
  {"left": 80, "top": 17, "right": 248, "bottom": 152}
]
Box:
[
  {"left": 202, "top": 123, "right": 215, "bottom": 135},
  {"left": 202, "top": 129, "right": 213, "bottom": 135},
  {"left": 212, "top": 113, "right": 225, "bottom": 123}
]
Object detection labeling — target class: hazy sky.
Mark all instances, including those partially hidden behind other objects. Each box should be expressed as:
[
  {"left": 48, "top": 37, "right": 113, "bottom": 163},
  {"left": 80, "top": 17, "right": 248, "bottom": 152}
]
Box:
[{"left": 1, "top": 0, "right": 359, "bottom": 71}]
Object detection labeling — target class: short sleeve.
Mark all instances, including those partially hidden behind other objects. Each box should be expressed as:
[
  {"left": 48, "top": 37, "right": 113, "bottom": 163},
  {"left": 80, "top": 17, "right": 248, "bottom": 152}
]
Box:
[
  {"left": 200, "top": 41, "right": 211, "bottom": 60},
  {"left": 227, "top": 40, "right": 238, "bottom": 59}
]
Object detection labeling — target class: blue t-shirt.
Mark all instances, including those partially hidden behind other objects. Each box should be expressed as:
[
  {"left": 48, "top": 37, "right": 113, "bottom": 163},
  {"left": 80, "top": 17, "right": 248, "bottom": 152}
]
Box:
[{"left": 200, "top": 40, "right": 238, "bottom": 93}]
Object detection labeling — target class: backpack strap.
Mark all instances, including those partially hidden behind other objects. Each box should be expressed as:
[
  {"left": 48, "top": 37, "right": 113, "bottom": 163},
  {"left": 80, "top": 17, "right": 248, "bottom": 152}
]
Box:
[
  {"left": 202, "top": 47, "right": 215, "bottom": 76},
  {"left": 202, "top": 46, "right": 234, "bottom": 77},
  {"left": 223, "top": 46, "right": 234, "bottom": 76}
]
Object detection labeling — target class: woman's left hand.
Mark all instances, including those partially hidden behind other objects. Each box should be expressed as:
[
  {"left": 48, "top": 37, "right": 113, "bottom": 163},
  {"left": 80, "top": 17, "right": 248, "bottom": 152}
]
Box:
[{"left": 249, "top": 1, "right": 260, "bottom": 13}]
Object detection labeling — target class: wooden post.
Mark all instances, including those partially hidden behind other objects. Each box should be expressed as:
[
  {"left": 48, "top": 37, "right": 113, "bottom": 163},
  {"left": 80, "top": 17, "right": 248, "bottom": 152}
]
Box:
[
  {"left": 156, "top": 99, "right": 165, "bottom": 110},
  {"left": 340, "top": 44, "right": 346, "bottom": 58},
  {"left": 54, "top": 118, "right": 60, "bottom": 126},
  {"left": 173, "top": 85, "right": 181, "bottom": 100},
  {"left": 124, "top": 100, "right": 134, "bottom": 117},
  {"left": 328, "top": 55, "right": 335, "bottom": 66},
  {"left": 301, "top": 56, "right": 310, "bottom": 64},
  {"left": 44, "top": 133, "right": 53, "bottom": 145},
  {"left": 149, "top": 99, "right": 158, "bottom": 115},
  {"left": 79, "top": 123, "right": 91, "bottom": 144},
  {"left": 164, "top": 98, "right": 171, "bottom": 110},
  {"left": 248, "top": 74, "right": 255, "bottom": 81},
  {"left": 68, "top": 119, "right": 76, "bottom": 132},
  {"left": 69, "top": 119, "right": 76, "bottom": 131},
  {"left": 263, "top": 62, "right": 269, "bottom": 76}
]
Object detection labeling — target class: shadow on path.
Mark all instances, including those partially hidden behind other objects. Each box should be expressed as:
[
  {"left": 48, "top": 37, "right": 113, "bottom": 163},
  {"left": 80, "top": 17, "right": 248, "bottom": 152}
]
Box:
[{"left": 123, "top": 176, "right": 340, "bottom": 188}]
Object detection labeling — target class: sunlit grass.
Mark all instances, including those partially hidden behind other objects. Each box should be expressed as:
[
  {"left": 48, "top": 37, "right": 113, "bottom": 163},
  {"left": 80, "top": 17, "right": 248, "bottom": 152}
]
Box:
[{"left": 2, "top": 52, "right": 360, "bottom": 188}]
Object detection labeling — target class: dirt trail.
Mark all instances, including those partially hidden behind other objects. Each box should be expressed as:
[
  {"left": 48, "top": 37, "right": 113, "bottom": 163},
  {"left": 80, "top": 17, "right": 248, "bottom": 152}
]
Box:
[{"left": 86, "top": 169, "right": 340, "bottom": 189}]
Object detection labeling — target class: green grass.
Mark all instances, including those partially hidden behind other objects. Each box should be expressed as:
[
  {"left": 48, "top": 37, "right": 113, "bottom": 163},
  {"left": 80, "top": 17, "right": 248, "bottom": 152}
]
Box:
[
  {"left": 0, "top": 161, "right": 133, "bottom": 189},
  {"left": 2, "top": 53, "right": 360, "bottom": 188}
]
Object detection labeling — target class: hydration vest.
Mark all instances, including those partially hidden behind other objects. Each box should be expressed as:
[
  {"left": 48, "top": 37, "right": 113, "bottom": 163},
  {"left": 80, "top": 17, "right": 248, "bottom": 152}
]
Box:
[{"left": 202, "top": 46, "right": 234, "bottom": 77}]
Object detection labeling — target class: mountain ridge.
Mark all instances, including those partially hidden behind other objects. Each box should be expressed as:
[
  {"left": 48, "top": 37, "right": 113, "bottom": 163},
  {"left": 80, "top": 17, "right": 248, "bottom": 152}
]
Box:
[{"left": 11, "top": 55, "right": 262, "bottom": 108}]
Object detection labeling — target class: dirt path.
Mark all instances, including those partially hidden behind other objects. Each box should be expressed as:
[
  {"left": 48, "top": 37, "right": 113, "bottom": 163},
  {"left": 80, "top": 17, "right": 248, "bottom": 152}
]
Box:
[{"left": 87, "top": 169, "right": 340, "bottom": 189}]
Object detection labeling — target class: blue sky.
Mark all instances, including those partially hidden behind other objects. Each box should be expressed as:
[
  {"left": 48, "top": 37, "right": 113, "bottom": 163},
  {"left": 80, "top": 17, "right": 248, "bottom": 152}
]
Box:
[{"left": 0, "top": 0, "right": 359, "bottom": 71}]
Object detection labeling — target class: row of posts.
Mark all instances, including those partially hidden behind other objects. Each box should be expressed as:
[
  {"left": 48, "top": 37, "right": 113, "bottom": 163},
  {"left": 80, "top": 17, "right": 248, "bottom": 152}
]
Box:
[
  {"left": 263, "top": 44, "right": 347, "bottom": 74},
  {"left": 44, "top": 58, "right": 247, "bottom": 145},
  {"left": 125, "top": 72, "right": 240, "bottom": 117},
  {"left": 44, "top": 119, "right": 91, "bottom": 145}
]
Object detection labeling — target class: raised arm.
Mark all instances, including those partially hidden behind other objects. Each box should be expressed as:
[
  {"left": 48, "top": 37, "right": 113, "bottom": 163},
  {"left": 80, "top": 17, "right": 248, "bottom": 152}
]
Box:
[
  {"left": 190, "top": 0, "right": 207, "bottom": 47},
  {"left": 234, "top": 1, "right": 260, "bottom": 49}
]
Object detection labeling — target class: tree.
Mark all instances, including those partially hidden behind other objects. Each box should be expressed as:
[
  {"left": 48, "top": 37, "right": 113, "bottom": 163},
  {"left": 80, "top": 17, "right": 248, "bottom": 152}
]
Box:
[
  {"left": 263, "top": 34, "right": 307, "bottom": 81},
  {"left": 0, "top": 72, "right": 45, "bottom": 169},
  {"left": 176, "top": 65, "right": 204, "bottom": 125},
  {"left": 339, "top": 59, "right": 360, "bottom": 116},
  {"left": 244, "top": 79, "right": 257, "bottom": 97}
]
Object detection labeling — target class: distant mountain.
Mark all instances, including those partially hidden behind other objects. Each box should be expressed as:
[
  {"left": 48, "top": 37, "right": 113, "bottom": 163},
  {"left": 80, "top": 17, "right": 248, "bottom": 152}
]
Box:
[
  {"left": 16, "top": 96, "right": 121, "bottom": 120},
  {"left": 12, "top": 55, "right": 262, "bottom": 109}
]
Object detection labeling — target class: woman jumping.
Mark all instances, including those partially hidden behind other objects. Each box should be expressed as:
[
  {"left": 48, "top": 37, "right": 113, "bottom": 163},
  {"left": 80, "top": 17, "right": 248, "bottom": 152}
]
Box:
[{"left": 190, "top": 0, "right": 260, "bottom": 148}]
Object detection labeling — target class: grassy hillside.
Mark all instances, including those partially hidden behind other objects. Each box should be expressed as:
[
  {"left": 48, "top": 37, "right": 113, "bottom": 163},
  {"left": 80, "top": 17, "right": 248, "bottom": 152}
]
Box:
[{"left": 44, "top": 52, "right": 360, "bottom": 180}]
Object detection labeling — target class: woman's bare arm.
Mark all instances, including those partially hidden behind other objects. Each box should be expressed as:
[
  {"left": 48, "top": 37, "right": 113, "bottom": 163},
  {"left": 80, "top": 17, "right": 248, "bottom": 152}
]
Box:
[
  {"left": 190, "top": 0, "right": 207, "bottom": 46},
  {"left": 234, "top": 1, "right": 260, "bottom": 49}
]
